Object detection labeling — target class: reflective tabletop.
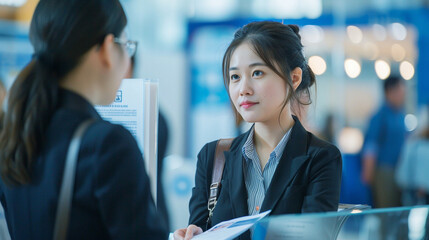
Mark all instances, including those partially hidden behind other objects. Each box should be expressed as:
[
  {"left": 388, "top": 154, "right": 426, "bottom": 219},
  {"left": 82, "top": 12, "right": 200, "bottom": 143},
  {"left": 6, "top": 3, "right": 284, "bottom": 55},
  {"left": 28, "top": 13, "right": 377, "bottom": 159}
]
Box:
[{"left": 253, "top": 205, "right": 429, "bottom": 240}]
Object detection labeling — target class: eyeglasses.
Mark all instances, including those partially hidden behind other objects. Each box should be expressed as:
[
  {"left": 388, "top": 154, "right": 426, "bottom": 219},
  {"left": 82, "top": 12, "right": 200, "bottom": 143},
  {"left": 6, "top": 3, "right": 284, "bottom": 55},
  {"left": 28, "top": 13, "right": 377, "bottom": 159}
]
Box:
[{"left": 114, "top": 38, "right": 138, "bottom": 57}]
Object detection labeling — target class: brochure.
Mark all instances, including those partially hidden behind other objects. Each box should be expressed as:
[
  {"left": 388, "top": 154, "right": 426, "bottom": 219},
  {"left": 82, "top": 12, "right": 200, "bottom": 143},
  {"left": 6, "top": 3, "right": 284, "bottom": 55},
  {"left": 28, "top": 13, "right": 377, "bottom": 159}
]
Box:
[
  {"left": 95, "top": 78, "right": 159, "bottom": 203},
  {"left": 95, "top": 78, "right": 145, "bottom": 151},
  {"left": 191, "top": 210, "right": 271, "bottom": 240}
]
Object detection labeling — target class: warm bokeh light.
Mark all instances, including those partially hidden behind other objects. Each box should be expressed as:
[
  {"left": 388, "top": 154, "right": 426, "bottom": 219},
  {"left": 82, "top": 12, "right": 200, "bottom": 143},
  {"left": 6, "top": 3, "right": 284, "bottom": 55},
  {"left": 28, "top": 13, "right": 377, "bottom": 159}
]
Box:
[
  {"left": 344, "top": 58, "right": 361, "bottom": 78},
  {"left": 400, "top": 61, "right": 415, "bottom": 80},
  {"left": 308, "top": 56, "right": 327, "bottom": 75},
  {"left": 375, "top": 60, "right": 391, "bottom": 80},
  {"left": 391, "top": 44, "right": 406, "bottom": 62},
  {"left": 338, "top": 127, "right": 364, "bottom": 154},
  {"left": 347, "top": 25, "right": 363, "bottom": 44}
]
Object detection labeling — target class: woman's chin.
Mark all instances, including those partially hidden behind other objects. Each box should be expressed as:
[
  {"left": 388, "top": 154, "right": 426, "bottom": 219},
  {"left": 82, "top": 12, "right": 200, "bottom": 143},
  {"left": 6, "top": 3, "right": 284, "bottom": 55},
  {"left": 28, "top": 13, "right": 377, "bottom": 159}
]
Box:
[{"left": 241, "top": 117, "right": 258, "bottom": 123}]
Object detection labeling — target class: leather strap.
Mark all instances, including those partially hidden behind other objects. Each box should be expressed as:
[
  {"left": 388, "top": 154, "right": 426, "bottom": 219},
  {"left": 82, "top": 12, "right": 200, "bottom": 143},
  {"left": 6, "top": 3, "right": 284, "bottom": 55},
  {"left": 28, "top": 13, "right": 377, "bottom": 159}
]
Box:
[
  {"left": 53, "top": 119, "right": 95, "bottom": 240},
  {"left": 207, "top": 138, "right": 234, "bottom": 222}
]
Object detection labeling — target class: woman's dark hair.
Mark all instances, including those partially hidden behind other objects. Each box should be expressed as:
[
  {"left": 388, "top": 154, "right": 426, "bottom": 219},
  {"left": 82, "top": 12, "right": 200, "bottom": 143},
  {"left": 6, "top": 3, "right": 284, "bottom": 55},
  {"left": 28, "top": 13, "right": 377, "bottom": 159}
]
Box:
[
  {"left": 0, "top": 0, "right": 127, "bottom": 185},
  {"left": 222, "top": 21, "right": 316, "bottom": 124}
]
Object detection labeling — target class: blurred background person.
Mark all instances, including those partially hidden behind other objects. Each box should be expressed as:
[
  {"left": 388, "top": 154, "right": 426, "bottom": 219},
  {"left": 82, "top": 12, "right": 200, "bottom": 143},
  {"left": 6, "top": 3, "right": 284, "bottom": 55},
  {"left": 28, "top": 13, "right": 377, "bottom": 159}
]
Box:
[
  {"left": 0, "top": 0, "right": 167, "bottom": 239},
  {"left": 361, "top": 75, "right": 407, "bottom": 208},
  {"left": 396, "top": 106, "right": 429, "bottom": 206},
  {"left": 320, "top": 112, "right": 336, "bottom": 144}
]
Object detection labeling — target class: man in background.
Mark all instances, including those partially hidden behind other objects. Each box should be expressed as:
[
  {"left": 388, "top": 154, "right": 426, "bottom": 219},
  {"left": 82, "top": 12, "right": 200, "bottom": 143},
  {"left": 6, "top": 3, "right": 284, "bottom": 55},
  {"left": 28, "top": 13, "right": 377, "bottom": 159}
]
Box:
[{"left": 362, "top": 75, "right": 407, "bottom": 208}]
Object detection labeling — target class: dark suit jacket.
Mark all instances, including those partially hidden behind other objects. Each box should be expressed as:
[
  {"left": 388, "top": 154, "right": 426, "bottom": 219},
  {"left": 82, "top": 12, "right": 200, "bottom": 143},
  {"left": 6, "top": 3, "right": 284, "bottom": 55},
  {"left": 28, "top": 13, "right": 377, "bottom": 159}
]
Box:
[
  {"left": 0, "top": 89, "right": 168, "bottom": 240},
  {"left": 189, "top": 116, "right": 342, "bottom": 240}
]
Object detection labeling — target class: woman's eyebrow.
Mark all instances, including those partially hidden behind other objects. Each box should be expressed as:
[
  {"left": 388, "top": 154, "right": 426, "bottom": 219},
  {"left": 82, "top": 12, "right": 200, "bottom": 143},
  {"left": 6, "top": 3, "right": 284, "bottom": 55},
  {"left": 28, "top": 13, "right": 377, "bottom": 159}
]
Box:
[
  {"left": 229, "top": 62, "right": 267, "bottom": 71},
  {"left": 249, "top": 62, "right": 267, "bottom": 67}
]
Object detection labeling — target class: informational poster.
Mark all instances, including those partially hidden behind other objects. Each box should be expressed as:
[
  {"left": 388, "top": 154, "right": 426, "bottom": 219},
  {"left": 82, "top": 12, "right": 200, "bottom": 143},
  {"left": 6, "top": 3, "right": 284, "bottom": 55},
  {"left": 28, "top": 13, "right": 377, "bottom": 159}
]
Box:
[{"left": 95, "top": 78, "right": 159, "bottom": 204}]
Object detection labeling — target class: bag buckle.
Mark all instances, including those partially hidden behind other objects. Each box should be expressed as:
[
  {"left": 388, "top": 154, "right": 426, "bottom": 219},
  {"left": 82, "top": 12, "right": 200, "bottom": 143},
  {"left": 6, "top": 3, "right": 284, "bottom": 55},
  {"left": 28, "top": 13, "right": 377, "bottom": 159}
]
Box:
[{"left": 207, "top": 182, "right": 221, "bottom": 219}]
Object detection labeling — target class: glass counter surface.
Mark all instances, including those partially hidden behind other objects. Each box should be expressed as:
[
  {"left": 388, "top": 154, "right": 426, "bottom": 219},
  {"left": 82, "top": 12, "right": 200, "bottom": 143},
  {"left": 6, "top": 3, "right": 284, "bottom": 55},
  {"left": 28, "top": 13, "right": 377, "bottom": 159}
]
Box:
[{"left": 252, "top": 205, "right": 429, "bottom": 240}]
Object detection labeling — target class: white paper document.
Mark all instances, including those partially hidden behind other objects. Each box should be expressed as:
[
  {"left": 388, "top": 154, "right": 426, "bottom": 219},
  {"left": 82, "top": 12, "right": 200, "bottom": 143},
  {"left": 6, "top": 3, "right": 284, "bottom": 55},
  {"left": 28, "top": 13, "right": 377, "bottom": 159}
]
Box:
[
  {"left": 95, "top": 78, "right": 145, "bottom": 151},
  {"left": 192, "top": 210, "right": 271, "bottom": 240},
  {"left": 95, "top": 78, "right": 159, "bottom": 203}
]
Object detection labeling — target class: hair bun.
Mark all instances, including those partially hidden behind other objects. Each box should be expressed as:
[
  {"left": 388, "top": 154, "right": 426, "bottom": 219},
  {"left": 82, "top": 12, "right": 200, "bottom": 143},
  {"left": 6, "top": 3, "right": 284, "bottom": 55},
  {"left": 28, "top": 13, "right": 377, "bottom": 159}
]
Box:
[{"left": 287, "top": 24, "right": 301, "bottom": 40}]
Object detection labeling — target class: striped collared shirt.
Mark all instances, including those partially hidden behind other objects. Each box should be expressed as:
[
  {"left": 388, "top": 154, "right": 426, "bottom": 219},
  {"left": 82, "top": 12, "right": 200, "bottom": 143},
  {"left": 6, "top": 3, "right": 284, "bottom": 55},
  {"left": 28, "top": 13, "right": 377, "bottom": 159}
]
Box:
[{"left": 242, "top": 126, "right": 292, "bottom": 215}]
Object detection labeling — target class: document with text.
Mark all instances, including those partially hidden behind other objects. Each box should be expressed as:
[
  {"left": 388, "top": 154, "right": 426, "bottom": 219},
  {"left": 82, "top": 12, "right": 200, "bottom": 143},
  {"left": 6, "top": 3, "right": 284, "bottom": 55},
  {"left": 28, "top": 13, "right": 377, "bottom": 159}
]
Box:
[
  {"left": 95, "top": 78, "right": 159, "bottom": 203},
  {"left": 95, "top": 78, "right": 145, "bottom": 151},
  {"left": 192, "top": 210, "right": 271, "bottom": 240}
]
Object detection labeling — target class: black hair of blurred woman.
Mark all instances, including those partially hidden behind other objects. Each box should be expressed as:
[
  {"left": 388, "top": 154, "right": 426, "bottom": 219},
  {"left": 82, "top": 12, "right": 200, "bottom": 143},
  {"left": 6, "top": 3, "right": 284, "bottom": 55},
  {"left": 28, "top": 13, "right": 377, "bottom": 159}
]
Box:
[
  {"left": 222, "top": 21, "right": 316, "bottom": 125},
  {"left": 0, "top": 0, "right": 127, "bottom": 185}
]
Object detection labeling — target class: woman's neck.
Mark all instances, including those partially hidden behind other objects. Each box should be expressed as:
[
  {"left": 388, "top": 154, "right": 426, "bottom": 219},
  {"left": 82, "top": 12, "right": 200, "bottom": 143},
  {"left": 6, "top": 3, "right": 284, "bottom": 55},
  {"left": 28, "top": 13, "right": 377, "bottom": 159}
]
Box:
[
  {"left": 253, "top": 113, "right": 295, "bottom": 151},
  {"left": 59, "top": 66, "right": 99, "bottom": 106}
]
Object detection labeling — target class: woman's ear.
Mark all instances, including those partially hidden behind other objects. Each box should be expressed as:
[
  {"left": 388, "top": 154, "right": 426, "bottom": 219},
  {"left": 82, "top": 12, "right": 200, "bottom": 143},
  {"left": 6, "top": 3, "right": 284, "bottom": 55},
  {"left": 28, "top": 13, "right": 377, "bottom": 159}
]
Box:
[
  {"left": 291, "top": 67, "right": 302, "bottom": 90},
  {"left": 97, "top": 34, "right": 115, "bottom": 69}
]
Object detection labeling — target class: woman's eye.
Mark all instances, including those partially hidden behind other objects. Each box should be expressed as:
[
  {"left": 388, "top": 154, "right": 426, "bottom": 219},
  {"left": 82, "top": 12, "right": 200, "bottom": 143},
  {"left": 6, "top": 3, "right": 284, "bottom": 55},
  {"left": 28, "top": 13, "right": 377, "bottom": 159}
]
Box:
[
  {"left": 252, "top": 70, "right": 263, "bottom": 77},
  {"left": 230, "top": 74, "right": 240, "bottom": 81}
]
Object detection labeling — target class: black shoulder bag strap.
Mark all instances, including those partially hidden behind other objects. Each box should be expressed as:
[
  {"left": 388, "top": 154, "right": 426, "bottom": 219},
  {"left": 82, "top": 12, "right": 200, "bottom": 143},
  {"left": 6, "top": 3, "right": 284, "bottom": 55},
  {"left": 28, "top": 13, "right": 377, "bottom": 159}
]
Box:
[
  {"left": 53, "top": 119, "right": 95, "bottom": 240},
  {"left": 207, "top": 138, "right": 234, "bottom": 226}
]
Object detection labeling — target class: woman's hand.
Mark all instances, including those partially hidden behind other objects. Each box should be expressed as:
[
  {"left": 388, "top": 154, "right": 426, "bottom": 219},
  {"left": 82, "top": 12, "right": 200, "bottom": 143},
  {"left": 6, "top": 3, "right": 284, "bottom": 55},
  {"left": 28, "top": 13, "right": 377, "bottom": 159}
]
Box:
[{"left": 173, "top": 224, "right": 203, "bottom": 240}]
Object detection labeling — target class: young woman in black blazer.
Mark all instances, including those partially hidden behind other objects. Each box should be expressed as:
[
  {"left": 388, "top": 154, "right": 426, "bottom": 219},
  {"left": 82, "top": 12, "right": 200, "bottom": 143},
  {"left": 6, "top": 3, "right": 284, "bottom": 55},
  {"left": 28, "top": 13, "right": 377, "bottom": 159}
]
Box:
[
  {"left": 174, "top": 21, "right": 342, "bottom": 240},
  {"left": 0, "top": 0, "right": 167, "bottom": 239}
]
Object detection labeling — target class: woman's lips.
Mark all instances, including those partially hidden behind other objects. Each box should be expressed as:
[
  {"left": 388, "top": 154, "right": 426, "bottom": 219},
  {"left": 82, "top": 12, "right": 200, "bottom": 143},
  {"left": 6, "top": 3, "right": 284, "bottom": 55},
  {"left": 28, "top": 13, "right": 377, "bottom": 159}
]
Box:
[{"left": 240, "top": 101, "right": 258, "bottom": 109}]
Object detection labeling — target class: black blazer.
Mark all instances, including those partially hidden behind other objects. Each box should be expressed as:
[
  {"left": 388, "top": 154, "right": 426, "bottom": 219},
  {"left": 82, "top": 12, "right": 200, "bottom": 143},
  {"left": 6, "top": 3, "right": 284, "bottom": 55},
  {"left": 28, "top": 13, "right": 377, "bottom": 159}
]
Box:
[
  {"left": 0, "top": 89, "right": 168, "bottom": 240},
  {"left": 189, "top": 117, "right": 342, "bottom": 240}
]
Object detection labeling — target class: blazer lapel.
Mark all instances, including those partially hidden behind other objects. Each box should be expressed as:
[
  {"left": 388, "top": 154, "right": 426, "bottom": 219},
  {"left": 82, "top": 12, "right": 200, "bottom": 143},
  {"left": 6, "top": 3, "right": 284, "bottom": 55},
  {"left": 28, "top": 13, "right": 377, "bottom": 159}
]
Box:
[
  {"left": 261, "top": 116, "right": 310, "bottom": 212},
  {"left": 226, "top": 132, "right": 250, "bottom": 218}
]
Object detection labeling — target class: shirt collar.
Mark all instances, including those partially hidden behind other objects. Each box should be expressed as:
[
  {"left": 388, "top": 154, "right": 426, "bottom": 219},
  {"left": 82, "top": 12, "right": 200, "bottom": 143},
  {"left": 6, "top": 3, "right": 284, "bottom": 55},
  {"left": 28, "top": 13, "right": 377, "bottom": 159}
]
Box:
[
  {"left": 242, "top": 125, "right": 256, "bottom": 162},
  {"left": 242, "top": 124, "right": 293, "bottom": 164}
]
